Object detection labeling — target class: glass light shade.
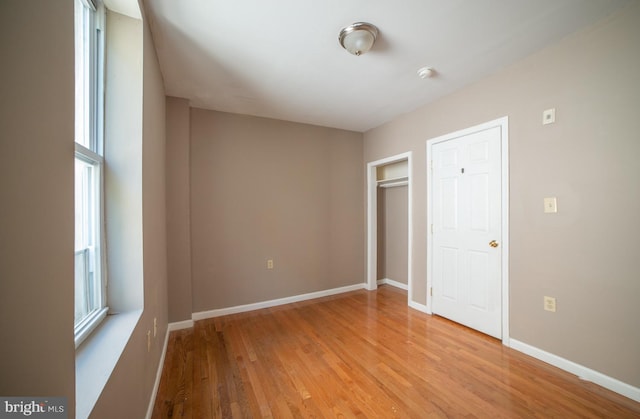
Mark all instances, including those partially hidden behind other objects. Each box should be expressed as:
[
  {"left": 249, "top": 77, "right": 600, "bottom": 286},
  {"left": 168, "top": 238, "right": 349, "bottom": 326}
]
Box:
[
  {"left": 343, "top": 30, "right": 375, "bottom": 55},
  {"left": 339, "top": 22, "right": 378, "bottom": 56}
]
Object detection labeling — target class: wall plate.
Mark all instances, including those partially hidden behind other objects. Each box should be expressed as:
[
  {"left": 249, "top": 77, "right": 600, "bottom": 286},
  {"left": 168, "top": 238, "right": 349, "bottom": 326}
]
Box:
[
  {"left": 544, "top": 197, "right": 557, "bottom": 213},
  {"left": 543, "top": 108, "right": 556, "bottom": 125}
]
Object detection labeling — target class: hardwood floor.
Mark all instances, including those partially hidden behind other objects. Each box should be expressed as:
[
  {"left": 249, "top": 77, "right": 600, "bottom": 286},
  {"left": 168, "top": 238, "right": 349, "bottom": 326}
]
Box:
[{"left": 152, "top": 286, "right": 640, "bottom": 418}]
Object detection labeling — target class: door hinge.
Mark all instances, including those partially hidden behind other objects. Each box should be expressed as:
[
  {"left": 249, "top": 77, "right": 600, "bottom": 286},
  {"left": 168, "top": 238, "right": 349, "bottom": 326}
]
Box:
[
  {"left": 431, "top": 223, "right": 434, "bottom": 234},
  {"left": 430, "top": 287, "right": 433, "bottom": 296},
  {"left": 461, "top": 167, "right": 465, "bottom": 174}
]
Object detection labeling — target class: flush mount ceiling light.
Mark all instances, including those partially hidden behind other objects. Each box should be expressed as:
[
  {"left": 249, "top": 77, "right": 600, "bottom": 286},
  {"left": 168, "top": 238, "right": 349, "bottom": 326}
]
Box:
[{"left": 338, "top": 22, "right": 379, "bottom": 56}]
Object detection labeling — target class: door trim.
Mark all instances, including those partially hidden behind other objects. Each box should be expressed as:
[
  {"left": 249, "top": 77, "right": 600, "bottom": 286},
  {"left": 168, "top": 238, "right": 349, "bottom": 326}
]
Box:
[
  {"left": 366, "top": 152, "right": 413, "bottom": 303},
  {"left": 426, "top": 117, "right": 510, "bottom": 345}
]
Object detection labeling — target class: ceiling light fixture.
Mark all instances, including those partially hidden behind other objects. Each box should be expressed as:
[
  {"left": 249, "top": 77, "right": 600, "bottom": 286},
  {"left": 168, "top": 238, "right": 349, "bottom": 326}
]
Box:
[{"left": 338, "top": 22, "right": 378, "bottom": 56}]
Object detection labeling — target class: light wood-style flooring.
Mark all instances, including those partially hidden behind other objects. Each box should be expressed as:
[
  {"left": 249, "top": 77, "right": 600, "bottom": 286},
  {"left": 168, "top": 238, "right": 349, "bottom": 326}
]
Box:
[{"left": 152, "top": 286, "right": 640, "bottom": 418}]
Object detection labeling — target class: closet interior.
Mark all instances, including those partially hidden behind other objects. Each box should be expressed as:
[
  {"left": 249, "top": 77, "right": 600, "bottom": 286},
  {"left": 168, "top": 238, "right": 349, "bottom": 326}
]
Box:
[{"left": 376, "top": 160, "right": 409, "bottom": 289}]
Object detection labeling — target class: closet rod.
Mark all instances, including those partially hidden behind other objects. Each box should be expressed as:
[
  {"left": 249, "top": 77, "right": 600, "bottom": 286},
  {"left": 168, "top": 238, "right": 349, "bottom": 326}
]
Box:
[{"left": 378, "top": 180, "right": 408, "bottom": 188}]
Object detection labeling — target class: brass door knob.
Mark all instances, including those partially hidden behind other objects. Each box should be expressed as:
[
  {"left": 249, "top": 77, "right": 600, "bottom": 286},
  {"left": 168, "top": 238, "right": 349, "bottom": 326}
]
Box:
[{"left": 489, "top": 240, "right": 499, "bottom": 248}]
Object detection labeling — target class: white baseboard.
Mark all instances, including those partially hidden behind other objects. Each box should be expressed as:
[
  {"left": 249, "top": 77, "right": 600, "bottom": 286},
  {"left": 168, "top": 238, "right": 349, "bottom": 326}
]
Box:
[
  {"left": 510, "top": 339, "right": 640, "bottom": 403},
  {"left": 375, "top": 279, "right": 429, "bottom": 314},
  {"left": 408, "top": 300, "right": 430, "bottom": 314},
  {"left": 167, "top": 319, "right": 194, "bottom": 331},
  {"left": 192, "top": 283, "right": 366, "bottom": 321},
  {"left": 145, "top": 327, "right": 171, "bottom": 419},
  {"left": 377, "top": 278, "right": 409, "bottom": 291}
]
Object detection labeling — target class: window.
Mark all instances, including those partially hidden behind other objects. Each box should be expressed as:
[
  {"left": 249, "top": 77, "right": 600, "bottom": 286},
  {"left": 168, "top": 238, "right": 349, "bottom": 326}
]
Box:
[{"left": 74, "top": 0, "right": 106, "bottom": 348}]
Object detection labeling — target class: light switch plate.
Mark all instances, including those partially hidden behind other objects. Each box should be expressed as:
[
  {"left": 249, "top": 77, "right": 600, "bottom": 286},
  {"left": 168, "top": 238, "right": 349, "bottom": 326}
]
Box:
[
  {"left": 544, "top": 197, "right": 557, "bottom": 213},
  {"left": 543, "top": 108, "right": 556, "bottom": 125}
]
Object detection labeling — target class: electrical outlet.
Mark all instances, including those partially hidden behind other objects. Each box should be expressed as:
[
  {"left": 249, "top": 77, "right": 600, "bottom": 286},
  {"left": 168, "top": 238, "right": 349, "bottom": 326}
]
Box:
[
  {"left": 153, "top": 318, "right": 157, "bottom": 337},
  {"left": 544, "top": 296, "right": 557, "bottom": 312},
  {"left": 267, "top": 259, "right": 274, "bottom": 270},
  {"left": 543, "top": 108, "right": 556, "bottom": 125}
]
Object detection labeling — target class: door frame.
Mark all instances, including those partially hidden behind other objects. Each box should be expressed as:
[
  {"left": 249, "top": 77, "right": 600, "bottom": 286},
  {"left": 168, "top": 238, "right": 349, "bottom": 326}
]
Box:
[
  {"left": 426, "top": 117, "right": 510, "bottom": 345},
  {"left": 366, "top": 152, "right": 413, "bottom": 302}
]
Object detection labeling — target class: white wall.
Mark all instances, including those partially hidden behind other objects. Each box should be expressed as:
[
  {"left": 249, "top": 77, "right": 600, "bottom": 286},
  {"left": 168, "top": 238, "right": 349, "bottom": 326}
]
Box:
[
  {"left": 104, "top": 10, "right": 144, "bottom": 313},
  {"left": 89, "top": 9, "right": 168, "bottom": 418}
]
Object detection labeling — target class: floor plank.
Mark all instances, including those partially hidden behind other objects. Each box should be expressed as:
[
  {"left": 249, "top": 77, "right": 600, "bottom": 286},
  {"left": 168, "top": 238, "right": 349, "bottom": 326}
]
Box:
[{"left": 152, "top": 286, "right": 640, "bottom": 418}]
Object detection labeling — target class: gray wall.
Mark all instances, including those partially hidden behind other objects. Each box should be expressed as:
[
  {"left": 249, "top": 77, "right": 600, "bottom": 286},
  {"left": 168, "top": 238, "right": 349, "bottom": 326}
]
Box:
[
  {"left": 377, "top": 186, "right": 409, "bottom": 284},
  {"left": 0, "top": 3, "right": 168, "bottom": 417},
  {"left": 364, "top": 2, "right": 640, "bottom": 387},
  {"left": 188, "top": 109, "right": 365, "bottom": 312},
  {"left": 0, "top": 1, "right": 76, "bottom": 413},
  {"left": 3, "top": 1, "right": 637, "bottom": 412},
  {"left": 166, "top": 97, "right": 193, "bottom": 322}
]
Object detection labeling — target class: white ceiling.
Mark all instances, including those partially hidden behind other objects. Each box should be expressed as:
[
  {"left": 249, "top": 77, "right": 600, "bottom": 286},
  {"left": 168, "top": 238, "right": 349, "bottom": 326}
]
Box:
[{"left": 142, "top": 0, "right": 629, "bottom": 132}]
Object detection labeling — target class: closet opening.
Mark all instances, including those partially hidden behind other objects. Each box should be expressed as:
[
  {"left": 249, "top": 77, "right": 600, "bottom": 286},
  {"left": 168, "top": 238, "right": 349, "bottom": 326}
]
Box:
[{"left": 366, "top": 152, "right": 412, "bottom": 303}]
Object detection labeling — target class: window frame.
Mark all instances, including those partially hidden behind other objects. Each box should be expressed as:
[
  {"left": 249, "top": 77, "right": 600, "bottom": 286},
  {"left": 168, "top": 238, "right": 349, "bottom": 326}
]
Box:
[{"left": 74, "top": 0, "right": 107, "bottom": 349}]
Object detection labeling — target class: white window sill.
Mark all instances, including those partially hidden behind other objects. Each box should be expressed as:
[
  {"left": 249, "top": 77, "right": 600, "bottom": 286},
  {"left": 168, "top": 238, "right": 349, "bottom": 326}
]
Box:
[
  {"left": 75, "top": 307, "right": 109, "bottom": 349},
  {"left": 75, "top": 309, "right": 142, "bottom": 419}
]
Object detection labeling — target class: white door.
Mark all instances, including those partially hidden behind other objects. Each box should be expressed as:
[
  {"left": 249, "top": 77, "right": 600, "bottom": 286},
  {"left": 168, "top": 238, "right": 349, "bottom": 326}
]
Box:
[{"left": 431, "top": 126, "right": 502, "bottom": 339}]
